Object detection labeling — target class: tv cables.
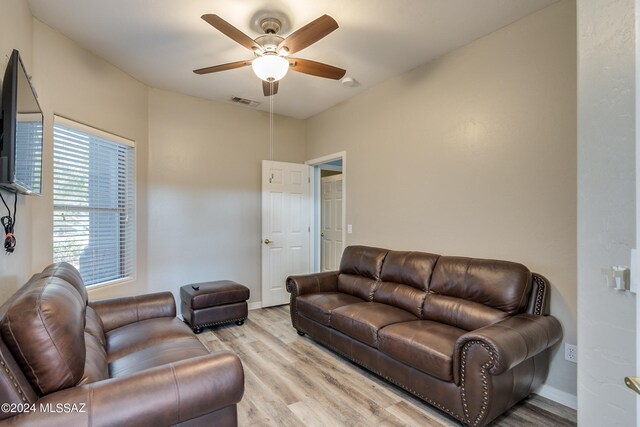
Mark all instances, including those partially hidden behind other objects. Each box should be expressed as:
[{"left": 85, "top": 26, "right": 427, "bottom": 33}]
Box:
[{"left": 0, "top": 190, "right": 17, "bottom": 253}]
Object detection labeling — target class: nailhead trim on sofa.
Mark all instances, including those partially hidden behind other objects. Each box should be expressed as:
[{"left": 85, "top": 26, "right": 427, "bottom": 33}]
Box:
[
  {"left": 192, "top": 316, "right": 247, "bottom": 329},
  {"left": 0, "top": 358, "right": 28, "bottom": 403},
  {"left": 532, "top": 274, "right": 547, "bottom": 316},
  {"left": 460, "top": 340, "right": 495, "bottom": 426}
]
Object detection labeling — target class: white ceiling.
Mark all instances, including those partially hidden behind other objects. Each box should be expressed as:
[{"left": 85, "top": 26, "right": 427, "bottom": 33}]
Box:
[{"left": 26, "top": 0, "right": 557, "bottom": 119}]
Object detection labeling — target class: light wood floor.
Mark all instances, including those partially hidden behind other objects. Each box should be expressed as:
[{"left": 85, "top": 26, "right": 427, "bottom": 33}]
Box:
[{"left": 197, "top": 306, "right": 576, "bottom": 426}]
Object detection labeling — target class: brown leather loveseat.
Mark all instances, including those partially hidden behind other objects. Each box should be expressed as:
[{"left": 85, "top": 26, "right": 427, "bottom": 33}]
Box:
[
  {"left": 0, "top": 263, "right": 244, "bottom": 426},
  {"left": 287, "top": 245, "right": 562, "bottom": 426}
]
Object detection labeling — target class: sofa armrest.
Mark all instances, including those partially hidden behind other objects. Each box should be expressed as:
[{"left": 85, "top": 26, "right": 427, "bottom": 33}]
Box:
[
  {"left": 452, "top": 314, "right": 561, "bottom": 426},
  {"left": 453, "top": 314, "right": 562, "bottom": 383},
  {"left": 286, "top": 271, "right": 339, "bottom": 296},
  {"left": 0, "top": 352, "right": 244, "bottom": 426},
  {"left": 88, "top": 292, "right": 176, "bottom": 332}
]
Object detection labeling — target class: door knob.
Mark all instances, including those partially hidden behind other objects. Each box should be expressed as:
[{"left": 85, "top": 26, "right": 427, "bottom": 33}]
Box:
[
  {"left": 263, "top": 239, "right": 271, "bottom": 244},
  {"left": 321, "top": 233, "right": 325, "bottom": 237},
  {"left": 625, "top": 377, "right": 640, "bottom": 395}
]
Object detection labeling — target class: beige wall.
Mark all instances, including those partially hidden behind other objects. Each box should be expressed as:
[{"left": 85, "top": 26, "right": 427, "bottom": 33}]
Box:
[
  {"left": 146, "top": 88, "right": 305, "bottom": 303},
  {"left": 577, "top": 0, "right": 636, "bottom": 424},
  {"left": 0, "top": 3, "right": 150, "bottom": 301},
  {"left": 0, "top": 0, "right": 36, "bottom": 302},
  {"left": 305, "top": 0, "right": 577, "bottom": 397}
]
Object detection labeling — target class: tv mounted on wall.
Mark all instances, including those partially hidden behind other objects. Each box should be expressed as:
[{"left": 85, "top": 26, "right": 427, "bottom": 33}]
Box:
[{"left": 0, "top": 49, "right": 43, "bottom": 195}]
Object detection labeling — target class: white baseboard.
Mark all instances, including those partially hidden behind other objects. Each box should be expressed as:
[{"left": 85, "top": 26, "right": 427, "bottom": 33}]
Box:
[
  {"left": 248, "top": 301, "right": 262, "bottom": 310},
  {"left": 248, "top": 301, "right": 292, "bottom": 310},
  {"left": 534, "top": 384, "right": 577, "bottom": 410}
]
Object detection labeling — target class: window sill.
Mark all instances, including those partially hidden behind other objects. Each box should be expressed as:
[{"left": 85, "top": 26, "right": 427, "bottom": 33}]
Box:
[{"left": 86, "top": 276, "right": 135, "bottom": 291}]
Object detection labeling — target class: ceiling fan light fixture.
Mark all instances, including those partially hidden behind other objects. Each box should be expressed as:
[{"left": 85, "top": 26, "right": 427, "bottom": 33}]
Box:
[
  {"left": 195, "top": 13, "right": 345, "bottom": 96},
  {"left": 252, "top": 54, "right": 289, "bottom": 82}
]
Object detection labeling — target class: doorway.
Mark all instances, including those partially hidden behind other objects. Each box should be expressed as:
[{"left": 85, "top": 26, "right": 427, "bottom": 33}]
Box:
[
  {"left": 306, "top": 152, "right": 347, "bottom": 272},
  {"left": 260, "top": 160, "right": 311, "bottom": 307},
  {"left": 320, "top": 171, "right": 343, "bottom": 271},
  {"left": 260, "top": 152, "right": 346, "bottom": 308}
]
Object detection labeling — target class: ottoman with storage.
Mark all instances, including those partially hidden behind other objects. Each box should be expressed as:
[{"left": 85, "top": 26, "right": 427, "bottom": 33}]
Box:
[{"left": 181, "top": 280, "right": 250, "bottom": 333}]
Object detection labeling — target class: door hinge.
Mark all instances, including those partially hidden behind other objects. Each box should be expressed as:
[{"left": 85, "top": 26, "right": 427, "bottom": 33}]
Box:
[
  {"left": 308, "top": 226, "right": 310, "bottom": 232},
  {"left": 308, "top": 177, "right": 310, "bottom": 183}
]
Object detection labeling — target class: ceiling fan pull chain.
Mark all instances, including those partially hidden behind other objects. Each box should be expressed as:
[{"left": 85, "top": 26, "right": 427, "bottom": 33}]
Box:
[{"left": 269, "top": 81, "right": 274, "bottom": 160}]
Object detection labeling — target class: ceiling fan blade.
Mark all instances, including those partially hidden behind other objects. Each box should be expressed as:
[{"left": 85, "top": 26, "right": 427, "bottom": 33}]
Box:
[
  {"left": 262, "top": 80, "right": 279, "bottom": 96},
  {"left": 193, "top": 60, "right": 252, "bottom": 75},
  {"left": 278, "top": 15, "right": 339, "bottom": 55},
  {"left": 201, "top": 14, "right": 262, "bottom": 52},
  {"left": 289, "top": 58, "right": 346, "bottom": 80}
]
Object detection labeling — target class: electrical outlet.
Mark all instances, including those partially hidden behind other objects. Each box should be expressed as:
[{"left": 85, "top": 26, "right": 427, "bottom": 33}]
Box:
[{"left": 564, "top": 343, "right": 577, "bottom": 363}]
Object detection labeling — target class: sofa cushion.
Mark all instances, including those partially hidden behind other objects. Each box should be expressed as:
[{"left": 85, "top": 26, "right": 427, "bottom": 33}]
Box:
[
  {"left": 80, "top": 306, "right": 108, "bottom": 385},
  {"left": 379, "top": 250, "right": 439, "bottom": 289},
  {"left": 104, "top": 302, "right": 209, "bottom": 378},
  {"left": 296, "top": 292, "right": 365, "bottom": 325},
  {"left": 1, "top": 277, "right": 86, "bottom": 395},
  {"left": 337, "top": 274, "right": 379, "bottom": 301},
  {"left": 372, "top": 250, "right": 440, "bottom": 317},
  {"left": 79, "top": 332, "right": 109, "bottom": 385},
  {"left": 378, "top": 320, "right": 466, "bottom": 382},
  {"left": 339, "top": 245, "right": 388, "bottom": 280},
  {"left": 106, "top": 317, "right": 198, "bottom": 362},
  {"left": 39, "top": 262, "right": 88, "bottom": 305},
  {"left": 372, "top": 282, "right": 427, "bottom": 318},
  {"left": 423, "top": 294, "right": 509, "bottom": 331},
  {"left": 430, "top": 256, "right": 532, "bottom": 315},
  {"left": 85, "top": 306, "right": 107, "bottom": 348},
  {"left": 331, "top": 302, "right": 417, "bottom": 347},
  {"left": 109, "top": 337, "right": 210, "bottom": 377}
]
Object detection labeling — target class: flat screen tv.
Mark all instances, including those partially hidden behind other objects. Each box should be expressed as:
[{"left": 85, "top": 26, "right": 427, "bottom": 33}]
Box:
[{"left": 0, "top": 49, "right": 43, "bottom": 195}]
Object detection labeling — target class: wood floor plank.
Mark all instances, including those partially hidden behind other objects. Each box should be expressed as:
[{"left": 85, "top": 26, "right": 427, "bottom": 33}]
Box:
[
  {"left": 197, "top": 305, "right": 576, "bottom": 427},
  {"left": 385, "top": 400, "right": 453, "bottom": 426},
  {"left": 525, "top": 395, "right": 577, "bottom": 423},
  {"left": 241, "top": 360, "right": 302, "bottom": 425},
  {"left": 287, "top": 339, "right": 404, "bottom": 409},
  {"left": 288, "top": 399, "right": 345, "bottom": 426}
]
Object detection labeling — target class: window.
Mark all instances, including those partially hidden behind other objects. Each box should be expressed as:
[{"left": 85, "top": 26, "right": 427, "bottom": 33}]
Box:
[{"left": 53, "top": 117, "right": 135, "bottom": 286}]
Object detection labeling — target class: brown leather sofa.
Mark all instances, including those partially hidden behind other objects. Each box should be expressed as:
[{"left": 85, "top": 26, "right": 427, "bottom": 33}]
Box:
[
  {"left": 287, "top": 245, "right": 562, "bottom": 426},
  {"left": 0, "top": 263, "right": 244, "bottom": 426}
]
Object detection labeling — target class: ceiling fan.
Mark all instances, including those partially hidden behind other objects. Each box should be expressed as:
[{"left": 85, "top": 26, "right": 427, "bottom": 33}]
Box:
[{"left": 193, "top": 14, "right": 346, "bottom": 96}]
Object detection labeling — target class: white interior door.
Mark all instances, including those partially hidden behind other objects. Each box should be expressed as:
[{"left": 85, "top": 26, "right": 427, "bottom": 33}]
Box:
[
  {"left": 261, "top": 160, "right": 311, "bottom": 307},
  {"left": 321, "top": 174, "right": 343, "bottom": 271}
]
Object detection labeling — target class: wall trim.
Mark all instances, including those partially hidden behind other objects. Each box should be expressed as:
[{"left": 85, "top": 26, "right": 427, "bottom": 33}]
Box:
[
  {"left": 248, "top": 301, "right": 262, "bottom": 310},
  {"left": 534, "top": 384, "right": 577, "bottom": 410}
]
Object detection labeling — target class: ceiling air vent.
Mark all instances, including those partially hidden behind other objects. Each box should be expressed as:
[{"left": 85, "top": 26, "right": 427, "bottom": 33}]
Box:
[{"left": 230, "top": 96, "right": 261, "bottom": 107}]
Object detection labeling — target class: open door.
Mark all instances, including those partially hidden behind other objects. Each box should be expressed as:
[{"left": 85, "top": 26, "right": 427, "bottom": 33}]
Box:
[
  {"left": 261, "top": 160, "right": 311, "bottom": 307},
  {"left": 321, "top": 174, "right": 344, "bottom": 271},
  {"left": 307, "top": 151, "right": 347, "bottom": 272}
]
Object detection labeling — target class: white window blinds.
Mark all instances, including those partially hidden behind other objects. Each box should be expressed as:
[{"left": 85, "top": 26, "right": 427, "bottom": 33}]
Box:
[
  {"left": 15, "top": 116, "right": 43, "bottom": 193},
  {"left": 53, "top": 117, "right": 135, "bottom": 286}
]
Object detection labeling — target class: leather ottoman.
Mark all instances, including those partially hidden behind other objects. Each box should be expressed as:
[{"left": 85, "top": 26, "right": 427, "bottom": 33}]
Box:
[{"left": 181, "top": 280, "right": 250, "bottom": 333}]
